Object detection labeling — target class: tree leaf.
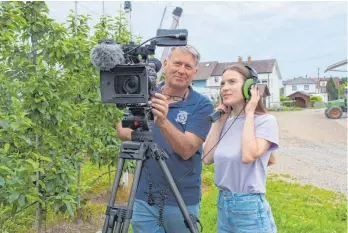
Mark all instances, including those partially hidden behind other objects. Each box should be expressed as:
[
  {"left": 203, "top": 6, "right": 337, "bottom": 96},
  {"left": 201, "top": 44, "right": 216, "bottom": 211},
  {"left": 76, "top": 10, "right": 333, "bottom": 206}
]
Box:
[
  {"left": 18, "top": 194, "right": 25, "bottom": 207},
  {"left": 19, "top": 136, "right": 32, "bottom": 145},
  {"left": 0, "top": 176, "right": 5, "bottom": 186},
  {"left": 66, "top": 203, "right": 74, "bottom": 216},
  {"left": 9, "top": 192, "right": 20, "bottom": 204},
  {"left": 4, "top": 143, "right": 10, "bottom": 152}
]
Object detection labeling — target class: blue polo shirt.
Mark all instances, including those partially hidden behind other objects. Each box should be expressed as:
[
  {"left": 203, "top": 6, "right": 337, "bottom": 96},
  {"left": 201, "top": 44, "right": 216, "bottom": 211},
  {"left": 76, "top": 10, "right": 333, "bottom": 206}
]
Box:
[{"left": 135, "top": 82, "right": 214, "bottom": 206}]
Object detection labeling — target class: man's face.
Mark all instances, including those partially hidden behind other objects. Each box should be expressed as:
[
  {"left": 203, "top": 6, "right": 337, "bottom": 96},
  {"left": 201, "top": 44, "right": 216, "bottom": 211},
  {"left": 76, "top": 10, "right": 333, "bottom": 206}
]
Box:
[{"left": 163, "top": 48, "right": 198, "bottom": 89}]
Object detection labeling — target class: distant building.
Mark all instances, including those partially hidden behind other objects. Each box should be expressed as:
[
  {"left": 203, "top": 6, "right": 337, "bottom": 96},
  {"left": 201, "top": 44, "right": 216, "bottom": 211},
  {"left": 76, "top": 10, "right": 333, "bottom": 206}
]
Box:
[{"left": 192, "top": 56, "right": 282, "bottom": 108}]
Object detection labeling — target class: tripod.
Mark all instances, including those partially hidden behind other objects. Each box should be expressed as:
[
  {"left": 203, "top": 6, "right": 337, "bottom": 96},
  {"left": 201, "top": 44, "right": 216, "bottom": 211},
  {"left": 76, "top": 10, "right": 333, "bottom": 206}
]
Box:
[{"left": 101, "top": 130, "right": 200, "bottom": 233}]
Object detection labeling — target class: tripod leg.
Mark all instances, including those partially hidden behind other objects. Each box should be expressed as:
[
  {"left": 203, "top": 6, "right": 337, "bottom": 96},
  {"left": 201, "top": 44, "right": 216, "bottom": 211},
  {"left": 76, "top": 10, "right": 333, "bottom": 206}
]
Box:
[
  {"left": 102, "top": 158, "right": 125, "bottom": 233},
  {"left": 120, "top": 159, "right": 143, "bottom": 233},
  {"left": 156, "top": 159, "right": 199, "bottom": 233}
]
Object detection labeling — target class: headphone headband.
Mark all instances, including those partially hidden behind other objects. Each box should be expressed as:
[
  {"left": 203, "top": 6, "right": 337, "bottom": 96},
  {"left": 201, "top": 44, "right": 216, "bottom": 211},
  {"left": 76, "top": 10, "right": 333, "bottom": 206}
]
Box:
[{"left": 244, "top": 65, "right": 258, "bottom": 83}]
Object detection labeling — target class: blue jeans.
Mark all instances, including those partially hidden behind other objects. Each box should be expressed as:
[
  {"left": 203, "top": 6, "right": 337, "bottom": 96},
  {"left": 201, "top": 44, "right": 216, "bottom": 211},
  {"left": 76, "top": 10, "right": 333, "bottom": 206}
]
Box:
[
  {"left": 131, "top": 198, "right": 200, "bottom": 233},
  {"left": 217, "top": 190, "right": 277, "bottom": 233}
]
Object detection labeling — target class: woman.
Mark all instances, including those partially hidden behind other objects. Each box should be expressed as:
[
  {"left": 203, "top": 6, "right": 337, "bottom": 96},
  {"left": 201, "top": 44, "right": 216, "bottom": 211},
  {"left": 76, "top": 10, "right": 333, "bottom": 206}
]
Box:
[{"left": 203, "top": 64, "right": 279, "bottom": 233}]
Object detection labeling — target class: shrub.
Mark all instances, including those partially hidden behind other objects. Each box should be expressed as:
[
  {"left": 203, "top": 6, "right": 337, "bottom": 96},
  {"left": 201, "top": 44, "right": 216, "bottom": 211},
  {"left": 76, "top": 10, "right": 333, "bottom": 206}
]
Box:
[
  {"left": 280, "top": 96, "right": 290, "bottom": 101},
  {"left": 310, "top": 96, "right": 323, "bottom": 107}
]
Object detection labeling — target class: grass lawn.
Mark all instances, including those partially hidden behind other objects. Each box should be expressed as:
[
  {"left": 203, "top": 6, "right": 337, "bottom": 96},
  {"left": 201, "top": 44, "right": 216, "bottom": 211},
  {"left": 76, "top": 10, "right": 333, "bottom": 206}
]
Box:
[
  {"left": 1, "top": 162, "right": 346, "bottom": 233},
  {"left": 200, "top": 166, "right": 347, "bottom": 233}
]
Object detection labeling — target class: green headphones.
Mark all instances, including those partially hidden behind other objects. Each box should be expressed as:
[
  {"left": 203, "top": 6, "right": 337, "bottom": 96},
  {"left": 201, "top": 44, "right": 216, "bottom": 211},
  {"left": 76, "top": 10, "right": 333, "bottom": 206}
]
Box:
[{"left": 242, "top": 65, "right": 259, "bottom": 100}]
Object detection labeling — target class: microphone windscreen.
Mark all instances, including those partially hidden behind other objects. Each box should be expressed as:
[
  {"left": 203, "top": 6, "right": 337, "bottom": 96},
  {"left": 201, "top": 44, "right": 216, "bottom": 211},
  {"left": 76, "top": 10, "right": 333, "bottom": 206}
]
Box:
[
  {"left": 90, "top": 43, "right": 125, "bottom": 71},
  {"left": 148, "top": 58, "right": 162, "bottom": 73}
]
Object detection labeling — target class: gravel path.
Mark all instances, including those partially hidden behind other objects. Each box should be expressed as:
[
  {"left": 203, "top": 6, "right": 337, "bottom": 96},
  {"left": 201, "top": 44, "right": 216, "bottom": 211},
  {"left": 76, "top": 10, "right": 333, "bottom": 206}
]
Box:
[{"left": 268, "top": 108, "right": 347, "bottom": 195}]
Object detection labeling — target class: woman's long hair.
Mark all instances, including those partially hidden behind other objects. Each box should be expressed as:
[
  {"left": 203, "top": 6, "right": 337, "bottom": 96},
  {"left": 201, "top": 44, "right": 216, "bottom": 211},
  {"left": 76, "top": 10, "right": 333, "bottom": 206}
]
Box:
[
  {"left": 222, "top": 64, "right": 266, "bottom": 115},
  {"left": 222, "top": 64, "right": 276, "bottom": 162}
]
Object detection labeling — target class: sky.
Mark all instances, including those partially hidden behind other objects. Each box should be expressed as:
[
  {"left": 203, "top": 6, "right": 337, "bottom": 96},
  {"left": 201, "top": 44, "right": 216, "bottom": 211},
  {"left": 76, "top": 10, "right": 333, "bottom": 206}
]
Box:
[{"left": 46, "top": 1, "right": 348, "bottom": 80}]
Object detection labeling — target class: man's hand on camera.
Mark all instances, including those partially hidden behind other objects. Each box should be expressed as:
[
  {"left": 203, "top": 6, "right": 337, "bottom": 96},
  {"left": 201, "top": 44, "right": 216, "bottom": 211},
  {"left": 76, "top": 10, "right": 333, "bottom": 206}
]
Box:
[{"left": 151, "top": 93, "right": 169, "bottom": 127}]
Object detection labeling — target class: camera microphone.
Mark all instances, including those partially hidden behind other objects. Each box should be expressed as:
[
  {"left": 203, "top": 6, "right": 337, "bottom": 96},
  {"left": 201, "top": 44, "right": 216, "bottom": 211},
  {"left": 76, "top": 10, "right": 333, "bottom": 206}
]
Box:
[
  {"left": 207, "top": 109, "right": 225, "bottom": 123},
  {"left": 90, "top": 39, "right": 125, "bottom": 71},
  {"left": 165, "top": 33, "right": 187, "bottom": 40}
]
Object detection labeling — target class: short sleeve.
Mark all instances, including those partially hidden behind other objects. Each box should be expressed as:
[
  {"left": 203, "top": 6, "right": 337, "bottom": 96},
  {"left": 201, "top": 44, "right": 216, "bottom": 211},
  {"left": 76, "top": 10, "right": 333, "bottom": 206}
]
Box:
[
  {"left": 185, "top": 98, "right": 214, "bottom": 141},
  {"left": 255, "top": 114, "right": 279, "bottom": 151}
]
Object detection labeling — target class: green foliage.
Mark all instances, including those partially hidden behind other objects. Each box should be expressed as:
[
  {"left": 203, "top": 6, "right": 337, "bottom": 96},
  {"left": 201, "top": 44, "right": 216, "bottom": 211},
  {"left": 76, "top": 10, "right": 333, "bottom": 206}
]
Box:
[
  {"left": 280, "top": 96, "right": 295, "bottom": 108},
  {"left": 202, "top": 164, "right": 215, "bottom": 186},
  {"left": 200, "top": 171, "right": 347, "bottom": 233},
  {"left": 310, "top": 95, "right": 323, "bottom": 107},
  {"left": 339, "top": 77, "right": 347, "bottom": 85},
  {"left": 326, "top": 78, "right": 339, "bottom": 100},
  {"left": 337, "top": 83, "right": 348, "bottom": 98},
  {"left": 280, "top": 95, "right": 290, "bottom": 101},
  {"left": 310, "top": 96, "right": 323, "bottom": 102},
  {"left": 160, "top": 73, "right": 166, "bottom": 82},
  {"left": 268, "top": 106, "right": 302, "bottom": 112},
  {"left": 0, "top": 1, "right": 135, "bottom": 230}
]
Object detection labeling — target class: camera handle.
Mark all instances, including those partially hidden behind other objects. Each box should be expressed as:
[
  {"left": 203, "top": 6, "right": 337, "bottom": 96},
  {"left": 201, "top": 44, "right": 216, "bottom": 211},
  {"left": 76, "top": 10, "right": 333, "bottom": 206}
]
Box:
[{"left": 101, "top": 140, "right": 200, "bottom": 233}]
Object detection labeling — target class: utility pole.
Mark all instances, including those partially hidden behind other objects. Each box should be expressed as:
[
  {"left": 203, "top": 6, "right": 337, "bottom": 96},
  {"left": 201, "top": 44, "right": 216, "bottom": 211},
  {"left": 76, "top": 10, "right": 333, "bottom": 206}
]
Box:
[
  {"left": 124, "top": 1, "right": 132, "bottom": 42},
  {"left": 157, "top": 7, "right": 183, "bottom": 80},
  {"left": 159, "top": 6, "right": 167, "bottom": 29},
  {"left": 318, "top": 67, "right": 320, "bottom": 93},
  {"left": 74, "top": 1, "right": 78, "bottom": 33},
  {"left": 102, "top": 1, "right": 105, "bottom": 17}
]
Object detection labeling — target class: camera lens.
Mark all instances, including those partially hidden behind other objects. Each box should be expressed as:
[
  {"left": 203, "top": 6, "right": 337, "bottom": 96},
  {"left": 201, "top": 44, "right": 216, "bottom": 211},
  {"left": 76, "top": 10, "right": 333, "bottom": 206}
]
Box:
[{"left": 123, "top": 76, "right": 139, "bottom": 94}]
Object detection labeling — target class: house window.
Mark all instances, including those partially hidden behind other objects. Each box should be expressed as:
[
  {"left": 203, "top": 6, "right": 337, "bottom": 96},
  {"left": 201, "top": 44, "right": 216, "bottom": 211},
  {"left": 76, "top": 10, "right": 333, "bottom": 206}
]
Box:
[
  {"left": 262, "top": 80, "right": 267, "bottom": 84},
  {"left": 304, "top": 85, "right": 309, "bottom": 90},
  {"left": 214, "top": 77, "right": 219, "bottom": 83},
  {"left": 292, "top": 86, "right": 297, "bottom": 91}
]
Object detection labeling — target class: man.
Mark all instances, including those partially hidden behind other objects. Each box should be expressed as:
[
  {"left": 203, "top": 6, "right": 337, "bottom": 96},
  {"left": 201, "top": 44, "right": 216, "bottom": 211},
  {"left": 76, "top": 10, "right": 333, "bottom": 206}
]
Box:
[{"left": 116, "top": 45, "right": 214, "bottom": 233}]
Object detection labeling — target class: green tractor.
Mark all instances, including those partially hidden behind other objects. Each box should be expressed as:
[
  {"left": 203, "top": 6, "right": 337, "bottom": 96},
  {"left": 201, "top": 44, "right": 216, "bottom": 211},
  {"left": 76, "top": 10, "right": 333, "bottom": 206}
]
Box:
[{"left": 325, "top": 86, "right": 347, "bottom": 119}]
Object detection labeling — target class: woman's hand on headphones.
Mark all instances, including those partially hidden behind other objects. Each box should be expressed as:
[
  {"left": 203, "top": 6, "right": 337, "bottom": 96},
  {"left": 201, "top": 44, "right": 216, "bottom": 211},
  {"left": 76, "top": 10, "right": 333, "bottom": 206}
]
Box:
[{"left": 245, "top": 85, "right": 260, "bottom": 115}]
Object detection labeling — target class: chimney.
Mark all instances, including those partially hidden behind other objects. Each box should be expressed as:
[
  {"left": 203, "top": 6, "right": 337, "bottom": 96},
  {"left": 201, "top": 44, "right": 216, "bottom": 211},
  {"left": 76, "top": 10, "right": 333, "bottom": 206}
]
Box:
[
  {"left": 247, "top": 55, "right": 251, "bottom": 65},
  {"left": 238, "top": 56, "right": 242, "bottom": 64}
]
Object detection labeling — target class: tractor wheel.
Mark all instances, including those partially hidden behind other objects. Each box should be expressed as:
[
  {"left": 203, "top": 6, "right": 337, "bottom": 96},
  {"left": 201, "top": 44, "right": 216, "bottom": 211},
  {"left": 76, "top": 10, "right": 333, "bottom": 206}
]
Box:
[
  {"left": 324, "top": 108, "right": 331, "bottom": 118},
  {"left": 327, "top": 106, "right": 343, "bottom": 119}
]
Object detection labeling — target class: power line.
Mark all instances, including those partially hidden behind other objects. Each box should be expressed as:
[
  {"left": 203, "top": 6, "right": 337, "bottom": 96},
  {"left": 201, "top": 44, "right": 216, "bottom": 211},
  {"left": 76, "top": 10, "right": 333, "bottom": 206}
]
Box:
[
  {"left": 286, "top": 53, "right": 334, "bottom": 63},
  {"left": 76, "top": 1, "right": 101, "bottom": 19}
]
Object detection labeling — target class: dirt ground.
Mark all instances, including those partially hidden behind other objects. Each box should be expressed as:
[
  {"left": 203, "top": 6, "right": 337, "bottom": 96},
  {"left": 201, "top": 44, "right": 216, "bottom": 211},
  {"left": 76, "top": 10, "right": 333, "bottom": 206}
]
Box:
[{"left": 268, "top": 108, "right": 347, "bottom": 195}]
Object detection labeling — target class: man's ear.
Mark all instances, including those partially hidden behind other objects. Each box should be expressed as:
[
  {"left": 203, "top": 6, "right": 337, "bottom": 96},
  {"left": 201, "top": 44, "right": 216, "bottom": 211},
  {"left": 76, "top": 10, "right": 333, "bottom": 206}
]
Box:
[{"left": 163, "top": 59, "right": 168, "bottom": 73}]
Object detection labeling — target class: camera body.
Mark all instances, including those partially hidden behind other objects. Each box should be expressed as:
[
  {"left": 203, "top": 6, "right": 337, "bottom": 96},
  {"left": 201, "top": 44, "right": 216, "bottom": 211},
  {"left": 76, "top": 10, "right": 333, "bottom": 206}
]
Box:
[
  {"left": 96, "top": 29, "right": 188, "bottom": 133},
  {"left": 100, "top": 63, "right": 157, "bottom": 105}
]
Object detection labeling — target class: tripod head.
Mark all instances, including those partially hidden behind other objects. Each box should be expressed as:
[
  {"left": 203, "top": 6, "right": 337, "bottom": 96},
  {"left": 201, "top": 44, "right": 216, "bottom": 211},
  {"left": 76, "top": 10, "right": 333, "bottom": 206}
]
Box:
[{"left": 121, "top": 106, "right": 154, "bottom": 142}]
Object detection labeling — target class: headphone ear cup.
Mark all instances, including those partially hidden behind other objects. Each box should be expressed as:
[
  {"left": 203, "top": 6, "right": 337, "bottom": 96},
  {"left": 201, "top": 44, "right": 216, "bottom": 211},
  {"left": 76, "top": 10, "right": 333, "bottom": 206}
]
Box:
[{"left": 242, "top": 79, "right": 254, "bottom": 100}]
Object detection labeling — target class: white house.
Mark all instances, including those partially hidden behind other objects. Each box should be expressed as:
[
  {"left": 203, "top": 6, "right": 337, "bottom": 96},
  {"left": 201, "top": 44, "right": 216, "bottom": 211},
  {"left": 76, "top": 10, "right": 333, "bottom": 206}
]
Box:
[
  {"left": 283, "top": 77, "right": 316, "bottom": 96},
  {"left": 283, "top": 77, "right": 342, "bottom": 103},
  {"left": 192, "top": 56, "right": 282, "bottom": 108}
]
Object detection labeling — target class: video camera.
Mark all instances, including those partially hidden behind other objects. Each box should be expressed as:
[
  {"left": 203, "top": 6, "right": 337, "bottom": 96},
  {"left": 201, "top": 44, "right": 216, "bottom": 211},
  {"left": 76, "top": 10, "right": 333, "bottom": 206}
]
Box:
[{"left": 91, "top": 29, "right": 188, "bottom": 134}]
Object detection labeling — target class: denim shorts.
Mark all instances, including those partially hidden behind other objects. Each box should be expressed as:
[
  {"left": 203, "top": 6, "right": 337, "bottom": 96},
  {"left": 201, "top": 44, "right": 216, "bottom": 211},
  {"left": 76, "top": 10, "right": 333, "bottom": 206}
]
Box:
[
  {"left": 217, "top": 190, "right": 277, "bottom": 233},
  {"left": 131, "top": 198, "right": 200, "bottom": 233}
]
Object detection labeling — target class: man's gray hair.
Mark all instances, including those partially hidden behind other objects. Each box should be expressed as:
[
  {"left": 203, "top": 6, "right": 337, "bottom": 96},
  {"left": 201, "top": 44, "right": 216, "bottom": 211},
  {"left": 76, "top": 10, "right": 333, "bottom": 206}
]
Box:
[{"left": 167, "top": 45, "right": 201, "bottom": 67}]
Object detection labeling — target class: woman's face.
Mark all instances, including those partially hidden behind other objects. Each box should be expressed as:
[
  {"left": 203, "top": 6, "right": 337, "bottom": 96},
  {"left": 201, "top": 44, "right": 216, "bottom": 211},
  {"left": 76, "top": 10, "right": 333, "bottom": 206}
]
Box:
[{"left": 220, "top": 70, "right": 245, "bottom": 106}]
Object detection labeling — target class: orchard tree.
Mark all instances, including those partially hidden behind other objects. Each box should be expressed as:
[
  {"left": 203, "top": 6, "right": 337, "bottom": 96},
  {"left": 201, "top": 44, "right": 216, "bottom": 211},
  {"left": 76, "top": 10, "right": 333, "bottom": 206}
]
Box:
[{"left": 0, "top": 1, "right": 135, "bottom": 231}]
